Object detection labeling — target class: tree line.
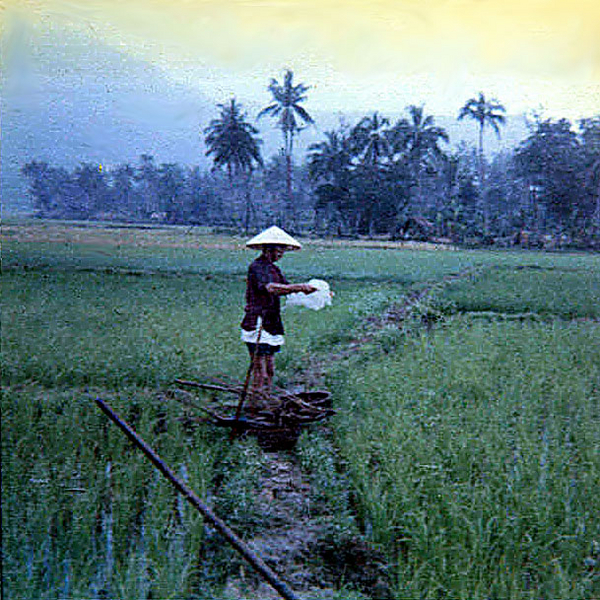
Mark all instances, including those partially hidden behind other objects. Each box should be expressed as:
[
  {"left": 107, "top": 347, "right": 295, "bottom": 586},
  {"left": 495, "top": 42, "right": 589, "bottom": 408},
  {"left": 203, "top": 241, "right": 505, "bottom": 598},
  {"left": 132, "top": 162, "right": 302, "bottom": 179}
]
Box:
[{"left": 22, "top": 70, "right": 600, "bottom": 247}]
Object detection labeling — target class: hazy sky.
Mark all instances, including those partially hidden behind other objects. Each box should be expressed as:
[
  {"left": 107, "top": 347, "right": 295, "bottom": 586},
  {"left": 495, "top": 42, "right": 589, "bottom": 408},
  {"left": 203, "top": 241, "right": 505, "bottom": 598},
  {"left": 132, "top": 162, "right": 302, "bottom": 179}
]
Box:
[{"left": 3, "top": 0, "right": 600, "bottom": 119}]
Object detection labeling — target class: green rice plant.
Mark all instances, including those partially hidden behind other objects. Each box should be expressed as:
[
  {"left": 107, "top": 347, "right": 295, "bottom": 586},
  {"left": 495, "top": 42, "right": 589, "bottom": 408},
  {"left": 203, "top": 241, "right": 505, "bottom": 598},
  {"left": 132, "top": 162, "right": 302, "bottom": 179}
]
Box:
[
  {"left": 1, "top": 271, "right": 249, "bottom": 388},
  {"left": 281, "top": 280, "right": 409, "bottom": 375},
  {"left": 211, "top": 438, "right": 267, "bottom": 533},
  {"left": 0, "top": 386, "right": 230, "bottom": 599},
  {"left": 1, "top": 270, "right": 389, "bottom": 598},
  {"left": 5, "top": 219, "right": 600, "bottom": 283},
  {"left": 1, "top": 232, "right": 490, "bottom": 283},
  {"left": 441, "top": 265, "right": 600, "bottom": 319},
  {"left": 4, "top": 226, "right": 600, "bottom": 598},
  {"left": 332, "top": 318, "right": 600, "bottom": 598},
  {"left": 297, "top": 430, "right": 358, "bottom": 540},
  {"left": 1, "top": 263, "right": 407, "bottom": 391}
]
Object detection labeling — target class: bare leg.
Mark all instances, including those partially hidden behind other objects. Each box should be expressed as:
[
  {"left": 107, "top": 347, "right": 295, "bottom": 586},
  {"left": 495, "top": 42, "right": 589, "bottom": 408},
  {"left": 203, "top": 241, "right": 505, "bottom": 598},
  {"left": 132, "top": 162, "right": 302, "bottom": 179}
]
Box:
[
  {"left": 250, "top": 355, "right": 268, "bottom": 394},
  {"left": 245, "top": 356, "right": 263, "bottom": 414},
  {"left": 265, "top": 355, "right": 275, "bottom": 395}
]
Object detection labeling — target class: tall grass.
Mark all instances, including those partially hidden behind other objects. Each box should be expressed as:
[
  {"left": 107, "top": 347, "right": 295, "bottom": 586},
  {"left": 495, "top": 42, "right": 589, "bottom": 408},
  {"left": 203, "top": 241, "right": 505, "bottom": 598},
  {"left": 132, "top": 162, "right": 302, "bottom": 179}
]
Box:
[
  {"left": 3, "top": 239, "right": 404, "bottom": 598},
  {"left": 1, "top": 270, "right": 247, "bottom": 388},
  {"left": 0, "top": 233, "right": 555, "bottom": 283},
  {"left": 1, "top": 387, "right": 227, "bottom": 599},
  {"left": 1, "top": 271, "right": 405, "bottom": 389},
  {"left": 333, "top": 318, "right": 600, "bottom": 598},
  {"left": 5, "top": 222, "right": 600, "bottom": 283}
]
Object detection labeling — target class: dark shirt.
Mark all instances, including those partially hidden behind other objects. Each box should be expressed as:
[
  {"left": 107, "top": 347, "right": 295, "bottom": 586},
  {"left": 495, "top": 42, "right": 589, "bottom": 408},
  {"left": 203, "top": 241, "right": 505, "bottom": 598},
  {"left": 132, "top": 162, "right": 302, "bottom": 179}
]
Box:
[{"left": 241, "top": 255, "right": 289, "bottom": 335}]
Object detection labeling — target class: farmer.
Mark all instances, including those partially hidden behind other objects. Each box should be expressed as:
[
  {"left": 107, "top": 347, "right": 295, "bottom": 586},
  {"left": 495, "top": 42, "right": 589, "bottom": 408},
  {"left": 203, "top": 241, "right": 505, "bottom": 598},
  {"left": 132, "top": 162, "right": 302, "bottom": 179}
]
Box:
[{"left": 241, "top": 226, "right": 316, "bottom": 400}]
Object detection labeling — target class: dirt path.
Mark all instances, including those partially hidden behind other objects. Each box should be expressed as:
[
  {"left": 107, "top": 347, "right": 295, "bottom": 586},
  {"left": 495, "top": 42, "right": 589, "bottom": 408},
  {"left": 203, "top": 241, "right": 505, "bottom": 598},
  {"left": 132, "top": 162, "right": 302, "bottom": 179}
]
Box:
[
  {"left": 221, "top": 445, "right": 391, "bottom": 600},
  {"left": 222, "top": 452, "right": 332, "bottom": 599},
  {"left": 220, "top": 268, "right": 484, "bottom": 599}
]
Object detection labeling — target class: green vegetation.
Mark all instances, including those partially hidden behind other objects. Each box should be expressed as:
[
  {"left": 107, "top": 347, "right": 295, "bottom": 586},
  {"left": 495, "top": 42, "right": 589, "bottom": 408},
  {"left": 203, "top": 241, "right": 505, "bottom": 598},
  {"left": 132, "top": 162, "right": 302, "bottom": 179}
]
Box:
[
  {"left": 19, "top": 102, "right": 600, "bottom": 248},
  {"left": 2, "top": 387, "right": 220, "bottom": 599},
  {"left": 441, "top": 265, "right": 600, "bottom": 319},
  {"left": 332, "top": 320, "right": 600, "bottom": 598},
  {"left": 2, "top": 271, "right": 245, "bottom": 388},
  {"left": 2, "top": 222, "right": 599, "bottom": 598}
]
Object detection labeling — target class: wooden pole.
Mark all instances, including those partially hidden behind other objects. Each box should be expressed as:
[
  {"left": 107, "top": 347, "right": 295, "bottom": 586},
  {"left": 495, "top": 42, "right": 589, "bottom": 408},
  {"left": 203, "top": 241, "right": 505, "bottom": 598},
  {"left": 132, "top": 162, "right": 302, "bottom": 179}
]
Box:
[{"left": 95, "top": 398, "right": 301, "bottom": 600}]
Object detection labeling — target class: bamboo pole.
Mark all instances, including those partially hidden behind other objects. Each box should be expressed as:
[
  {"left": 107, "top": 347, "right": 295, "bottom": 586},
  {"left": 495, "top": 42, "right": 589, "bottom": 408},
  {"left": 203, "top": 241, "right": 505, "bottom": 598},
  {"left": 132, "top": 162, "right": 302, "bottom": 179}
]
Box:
[
  {"left": 174, "top": 380, "right": 238, "bottom": 394},
  {"left": 95, "top": 398, "right": 301, "bottom": 600}
]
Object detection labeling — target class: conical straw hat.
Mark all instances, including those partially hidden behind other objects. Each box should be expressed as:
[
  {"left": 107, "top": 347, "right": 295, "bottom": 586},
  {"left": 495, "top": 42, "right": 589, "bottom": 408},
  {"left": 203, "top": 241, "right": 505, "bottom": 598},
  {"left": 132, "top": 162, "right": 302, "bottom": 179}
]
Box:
[{"left": 246, "top": 226, "right": 302, "bottom": 250}]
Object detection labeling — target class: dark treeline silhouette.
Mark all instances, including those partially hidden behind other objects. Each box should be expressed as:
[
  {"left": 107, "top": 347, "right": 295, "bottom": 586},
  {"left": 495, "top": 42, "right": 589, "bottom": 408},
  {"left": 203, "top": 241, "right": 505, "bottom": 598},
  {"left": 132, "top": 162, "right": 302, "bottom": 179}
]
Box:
[
  {"left": 21, "top": 152, "right": 315, "bottom": 233},
  {"left": 21, "top": 77, "right": 600, "bottom": 248}
]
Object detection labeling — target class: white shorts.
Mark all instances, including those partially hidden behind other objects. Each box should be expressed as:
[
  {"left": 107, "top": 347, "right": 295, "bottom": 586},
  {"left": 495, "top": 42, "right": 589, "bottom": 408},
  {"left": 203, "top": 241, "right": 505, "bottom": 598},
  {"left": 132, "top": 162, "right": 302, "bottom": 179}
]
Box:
[{"left": 240, "top": 317, "right": 285, "bottom": 346}]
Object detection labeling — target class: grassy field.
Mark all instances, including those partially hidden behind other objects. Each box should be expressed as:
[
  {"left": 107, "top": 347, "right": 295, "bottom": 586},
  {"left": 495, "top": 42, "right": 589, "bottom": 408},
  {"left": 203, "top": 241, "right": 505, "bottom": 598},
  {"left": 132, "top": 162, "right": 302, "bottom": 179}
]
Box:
[
  {"left": 442, "top": 265, "right": 600, "bottom": 319},
  {"left": 333, "top": 319, "right": 600, "bottom": 598},
  {"left": 2, "top": 220, "right": 599, "bottom": 599}
]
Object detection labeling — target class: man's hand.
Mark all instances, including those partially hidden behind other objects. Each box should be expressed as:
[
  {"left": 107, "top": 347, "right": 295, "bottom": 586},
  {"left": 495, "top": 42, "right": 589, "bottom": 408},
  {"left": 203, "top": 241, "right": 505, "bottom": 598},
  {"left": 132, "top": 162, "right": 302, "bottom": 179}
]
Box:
[{"left": 299, "top": 283, "right": 318, "bottom": 294}]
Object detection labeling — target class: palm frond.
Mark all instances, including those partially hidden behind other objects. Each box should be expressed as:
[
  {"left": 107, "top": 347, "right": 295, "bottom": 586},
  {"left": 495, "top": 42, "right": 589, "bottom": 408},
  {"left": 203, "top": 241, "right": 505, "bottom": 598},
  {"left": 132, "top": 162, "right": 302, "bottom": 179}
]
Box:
[
  {"left": 293, "top": 104, "right": 314, "bottom": 124},
  {"left": 257, "top": 104, "right": 281, "bottom": 119}
]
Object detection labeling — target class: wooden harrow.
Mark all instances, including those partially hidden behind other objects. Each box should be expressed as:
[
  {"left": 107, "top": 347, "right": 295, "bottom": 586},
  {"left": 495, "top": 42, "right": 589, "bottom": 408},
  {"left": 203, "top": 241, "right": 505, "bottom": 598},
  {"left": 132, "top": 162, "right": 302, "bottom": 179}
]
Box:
[{"left": 173, "top": 378, "right": 334, "bottom": 450}]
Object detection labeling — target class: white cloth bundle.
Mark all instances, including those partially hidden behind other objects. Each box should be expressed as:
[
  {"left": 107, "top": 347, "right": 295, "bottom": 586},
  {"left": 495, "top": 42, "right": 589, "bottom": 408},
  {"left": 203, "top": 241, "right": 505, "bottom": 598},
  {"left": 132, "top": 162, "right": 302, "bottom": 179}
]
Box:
[{"left": 285, "top": 279, "right": 333, "bottom": 311}]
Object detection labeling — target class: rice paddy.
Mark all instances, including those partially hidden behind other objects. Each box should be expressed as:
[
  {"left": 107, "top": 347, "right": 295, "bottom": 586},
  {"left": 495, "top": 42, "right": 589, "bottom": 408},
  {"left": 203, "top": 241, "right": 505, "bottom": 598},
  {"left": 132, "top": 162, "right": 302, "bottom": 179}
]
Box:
[{"left": 2, "top": 219, "right": 599, "bottom": 599}]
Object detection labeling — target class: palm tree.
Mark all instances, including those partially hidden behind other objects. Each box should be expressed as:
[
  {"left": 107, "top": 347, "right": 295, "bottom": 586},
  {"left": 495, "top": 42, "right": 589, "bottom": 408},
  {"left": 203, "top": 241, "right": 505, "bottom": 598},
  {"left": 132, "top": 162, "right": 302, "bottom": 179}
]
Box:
[
  {"left": 308, "top": 129, "right": 353, "bottom": 234},
  {"left": 403, "top": 105, "right": 449, "bottom": 208},
  {"left": 350, "top": 112, "right": 391, "bottom": 167},
  {"left": 458, "top": 92, "right": 506, "bottom": 167},
  {"left": 204, "top": 98, "right": 263, "bottom": 231},
  {"left": 204, "top": 98, "right": 263, "bottom": 181},
  {"left": 258, "top": 70, "right": 314, "bottom": 208},
  {"left": 405, "top": 105, "right": 449, "bottom": 159},
  {"left": 347, "top": 113, "right": 396, "bottom": 235},
  {"left": 458, "top": 92, "right": 506, "bottom": 229},
  {"left": 308, "top": 129, "right": 352, "bottom": 185},
  {"left": 580, "top": 117, "right": 600, "bottom": 235}
]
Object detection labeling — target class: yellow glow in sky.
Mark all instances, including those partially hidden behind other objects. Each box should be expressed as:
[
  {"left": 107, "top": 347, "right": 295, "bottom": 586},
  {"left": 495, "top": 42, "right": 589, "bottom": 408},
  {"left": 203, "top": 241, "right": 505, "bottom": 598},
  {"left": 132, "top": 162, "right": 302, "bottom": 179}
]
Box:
[{"left": 4, "top": 0, "right": 600, "bottom": 117}]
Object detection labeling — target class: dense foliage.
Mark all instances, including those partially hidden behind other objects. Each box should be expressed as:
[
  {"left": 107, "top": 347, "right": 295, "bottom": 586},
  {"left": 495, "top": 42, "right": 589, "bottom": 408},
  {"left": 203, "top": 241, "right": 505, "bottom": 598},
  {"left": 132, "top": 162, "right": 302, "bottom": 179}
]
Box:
[{"left": 20, "top": 77, "right": 600, "bottom": 247}]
